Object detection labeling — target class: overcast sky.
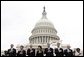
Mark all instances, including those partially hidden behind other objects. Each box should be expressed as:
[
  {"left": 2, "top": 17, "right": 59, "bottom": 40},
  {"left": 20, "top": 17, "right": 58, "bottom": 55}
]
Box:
[{"left": 1, "top": 1, "right": 83, "bottom": 50}]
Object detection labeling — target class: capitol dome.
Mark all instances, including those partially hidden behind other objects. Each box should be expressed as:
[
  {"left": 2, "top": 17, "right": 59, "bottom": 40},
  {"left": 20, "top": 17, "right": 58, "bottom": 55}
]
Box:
[
  {"left": 35, "top": 18, "right": 54, "bottom": 28},
  {"left": 29, "top": 6, "right": 60, "bottom": 45}
]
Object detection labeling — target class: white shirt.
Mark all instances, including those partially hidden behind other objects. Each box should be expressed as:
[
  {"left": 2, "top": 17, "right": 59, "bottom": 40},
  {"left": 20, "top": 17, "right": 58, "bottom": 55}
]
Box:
[
  {"left": 20, "top": 50, "right": 23, "bottom": 54},
  {"left": 30, "top": 48, "right": 33, "bottom": 53},
  {"left": 67, "top": 49, "right": 71, "bottom": 52},
  {"left": 48, "top": 48, "right": 51, "bottom": 52},
  {"left": 57, "top": 47, "right": 62, "bottom": 52},
  {"left": 75, "top": 51, "right": 83, "bottom": 56},
  {"left": 10, "top": 48, "right": 13, "bottom": 52},
  {"left": 57, "top": 47, "right": 60, "bottom": 50}
]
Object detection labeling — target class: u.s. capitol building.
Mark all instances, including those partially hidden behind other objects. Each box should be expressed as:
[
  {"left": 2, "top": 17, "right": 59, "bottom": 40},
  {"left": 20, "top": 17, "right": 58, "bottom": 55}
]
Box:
[
  {"left": 29, "top": 6, "right": 60, "bottom": 48},
  {"left": 16, "top": 6, "right": 66, "bottom": 51}
]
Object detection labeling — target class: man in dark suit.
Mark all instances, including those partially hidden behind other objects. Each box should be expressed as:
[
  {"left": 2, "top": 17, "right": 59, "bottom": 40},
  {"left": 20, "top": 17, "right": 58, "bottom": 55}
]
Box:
[
  {"left": 64, "top": 45, "right": 73, "bottom": 56},
  {"left": 55, "top": 43, "right": 63, "bottom": 56},
  {"left": 27, "top": 45, "right": 35, "bottom": 56},
  {"left": 17, "top": 45, "right": 26, "bottom": 56},
  {"left": 7, "top": 44, "right": 16, "bottom": 56},
  {"left": 44, "top": 43, "right": 53, "bottom": 56}
]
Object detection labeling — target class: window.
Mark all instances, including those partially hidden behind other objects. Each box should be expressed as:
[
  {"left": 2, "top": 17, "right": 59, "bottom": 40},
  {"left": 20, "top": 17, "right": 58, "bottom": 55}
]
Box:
[
  {"left": 39, "top": 29, "right": 40, "bottom": 33},
  {"left": 41, "top": 36, "right": 42, "bottom": 43},
  {"left": 41, "top": 30, "right": 42, "bottom": 32},
  {"left": 46, "top": 29, "right": 47, "bottom": 32},
  {"left": 43, "top": 36, "right": 45, "bottom": 43},
  {"left": 46, "top": 36, "right": 47, "bottom": 42}
]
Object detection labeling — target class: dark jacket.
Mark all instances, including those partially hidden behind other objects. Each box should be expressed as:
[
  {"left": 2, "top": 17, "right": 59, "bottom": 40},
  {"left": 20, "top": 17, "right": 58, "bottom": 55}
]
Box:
[
  {"left": 64, "top": 49, "right": 73, "bottom": 56},
  {"left": 17, "top": 50, "right": 26, "bottom": 56},
  {"left": 44, "top": 48, "right": 53, "bottom": 56},
  {"left": 27, "top": 48, "right": 35, "bottom": 56},
  {"left": 55, "top": 48, "right": 63, "bottom": 56},
  {"left": 7, "top": 48, "right": 16, "bottom": 56},
  {"left": 36, "top": 51, "right": 43, "bottom": 56}
]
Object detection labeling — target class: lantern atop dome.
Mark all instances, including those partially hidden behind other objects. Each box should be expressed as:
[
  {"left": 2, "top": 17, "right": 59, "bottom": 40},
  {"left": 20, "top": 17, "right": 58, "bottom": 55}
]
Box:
[{"left": 42, "top": 6, "right": 47, "bottom": 19}]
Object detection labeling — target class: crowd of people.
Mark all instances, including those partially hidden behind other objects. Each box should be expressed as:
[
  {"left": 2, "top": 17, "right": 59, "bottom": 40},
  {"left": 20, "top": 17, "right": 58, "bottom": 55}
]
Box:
[{"left": 2, "top": 43, "right": 83, "bottom": 56}]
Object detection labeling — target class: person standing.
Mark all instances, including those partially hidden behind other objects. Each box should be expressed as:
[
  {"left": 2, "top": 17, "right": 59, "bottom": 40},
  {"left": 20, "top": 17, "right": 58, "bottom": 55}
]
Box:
[
  {"left": 17, "top": 45, "right": 26, "bottom": 56},
  {"left": 7, "top": 44, "right": 16, "bottom": 56},
  {"left": 27, "top": 45, "right": 35, "bottom": 56},
  {"left": 64, "top": 45, "right": 73, "bottom": 56},
  {"left": 74, "top": 48, "right": 83, "bottom": 56},
  {"left": 55, "top": 43, "right": 63, "bottom": 56},
  {"left": 44, "top": 43, "right": 53, "bottom": 56},
  {"left": 36, "top": 45, "right": 43, "bottom": 56}
]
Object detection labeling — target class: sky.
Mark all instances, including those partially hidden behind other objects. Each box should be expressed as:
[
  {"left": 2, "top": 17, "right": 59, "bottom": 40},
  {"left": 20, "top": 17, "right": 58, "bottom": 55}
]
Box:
[{"left": 1, "top": 1, "right": 83, "bottom": 50}]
